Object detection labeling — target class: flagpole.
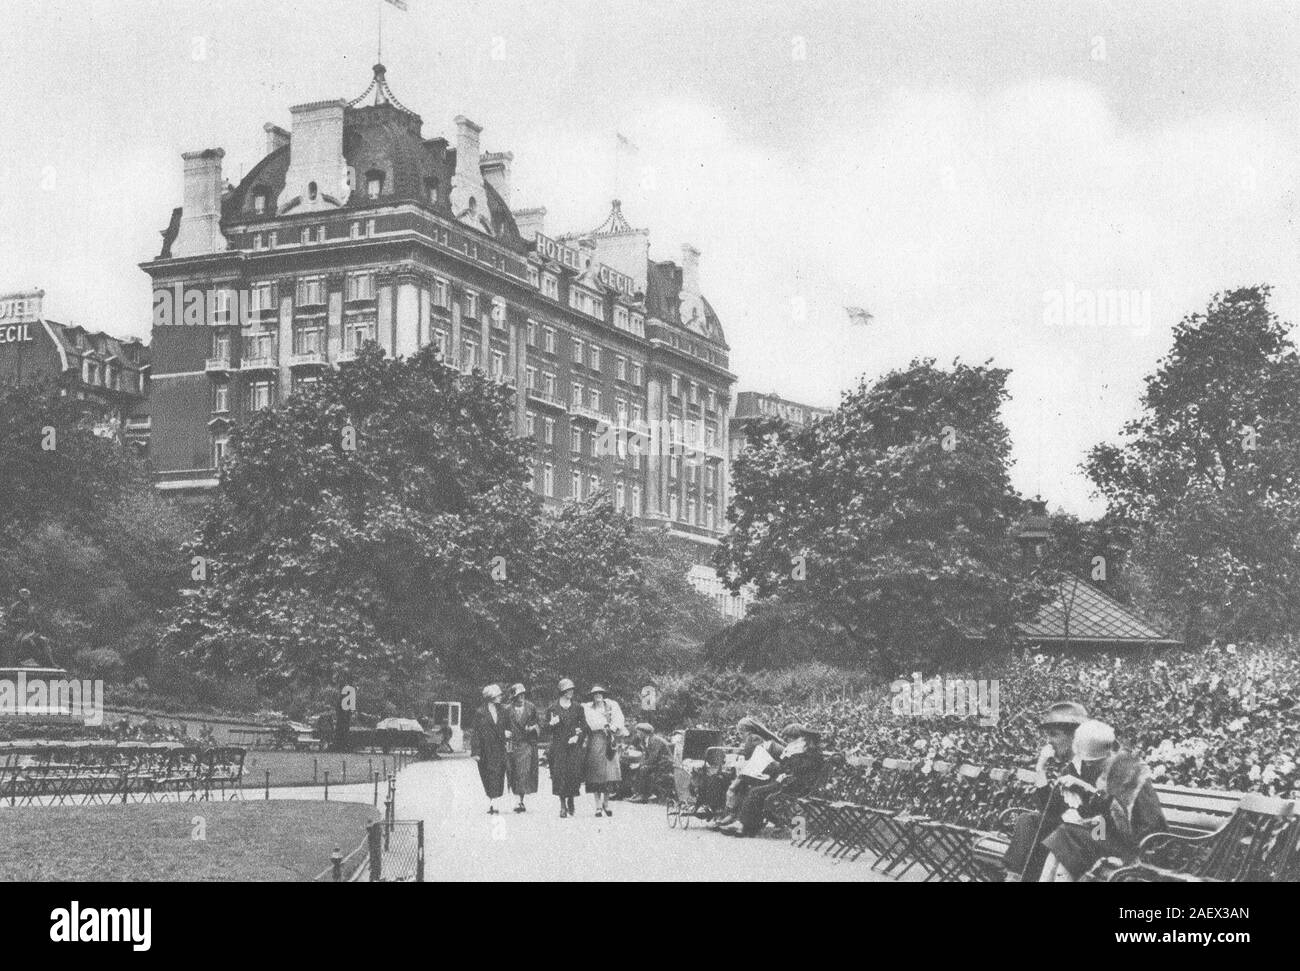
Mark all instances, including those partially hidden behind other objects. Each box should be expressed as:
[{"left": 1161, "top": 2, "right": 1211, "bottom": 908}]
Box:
[{"left": 378, "top": 0, "right": 383, "bottom": 62}]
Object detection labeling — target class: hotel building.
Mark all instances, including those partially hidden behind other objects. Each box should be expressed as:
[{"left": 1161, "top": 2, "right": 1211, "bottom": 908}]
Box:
[
  {"left": 0, "top": 288, "right": 150, "bottom": 450},
  {"left": 140, "top": 65, "right": 735, "bottom": 548}
]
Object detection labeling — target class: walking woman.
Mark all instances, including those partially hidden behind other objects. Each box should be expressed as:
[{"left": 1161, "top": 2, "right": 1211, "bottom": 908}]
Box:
[
  {"left": 505, "top": 683, "right": 540, "bottom": 813},
  {"left": 470, "top": 684, "right": 509, "bottom": 814},
  {"left": 545, "top": 678, "right": 585, "bottom": 817},
  {"left": 582, "top": 685, "right": 627, "bottom": 817}
]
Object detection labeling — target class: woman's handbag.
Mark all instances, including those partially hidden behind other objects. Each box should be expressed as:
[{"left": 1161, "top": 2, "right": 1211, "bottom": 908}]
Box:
[{"left": 605, "top": 727, "right": 617, "bottom": 760}]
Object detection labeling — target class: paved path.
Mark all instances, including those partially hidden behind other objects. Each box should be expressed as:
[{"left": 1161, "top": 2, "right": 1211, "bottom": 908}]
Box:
[{"left": 394, "top": 756, "right": 912, "bottom": 882}]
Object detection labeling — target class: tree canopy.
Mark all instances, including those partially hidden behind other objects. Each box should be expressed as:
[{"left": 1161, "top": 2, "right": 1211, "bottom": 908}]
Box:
[
  {"left": 716, "top": 358, "right": 1051, "bottom": 670},
  {"left": 166, "top": 344, "right": 719, "bottom": 711},
  {"left": 1086, "top": 286, "right": 1300, "bottom": 644}
]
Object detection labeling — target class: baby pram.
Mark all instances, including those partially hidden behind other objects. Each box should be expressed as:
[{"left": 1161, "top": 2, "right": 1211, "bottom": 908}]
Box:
[{"left": 666, "top": 728, "right": 731, "bottom": 829}]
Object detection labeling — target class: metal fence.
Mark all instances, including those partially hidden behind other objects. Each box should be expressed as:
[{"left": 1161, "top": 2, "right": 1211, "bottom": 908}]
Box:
[
  {"left": 321, "top": 772, "right": 424, "bottom": 882},
  {"left": 367, "top": 819, "right": 425, "bottom": 882}
]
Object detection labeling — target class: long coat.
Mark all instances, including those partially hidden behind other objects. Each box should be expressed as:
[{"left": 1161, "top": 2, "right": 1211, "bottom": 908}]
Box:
[
  {"left": 1043, "top": 778, "right": 1168, "bottom": 878},
  {"left": 506, "top": 700, "right": 541, "bottom": 796},
  {"left": 545, "top": 700, "right": 585, "bottom": 797},
  {"left": 471, "top": 702, "right": 509, "bottom": 799}
]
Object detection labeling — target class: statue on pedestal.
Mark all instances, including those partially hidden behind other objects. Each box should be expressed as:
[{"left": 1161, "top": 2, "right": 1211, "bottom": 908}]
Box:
[{"left": 3, "top": 588, "right": 57, "bottom": 669}]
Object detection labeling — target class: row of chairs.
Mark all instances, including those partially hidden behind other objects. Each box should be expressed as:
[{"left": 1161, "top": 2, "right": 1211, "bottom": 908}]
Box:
[
  {"left": 793, "top": 756, "right": 1038, "bottom": 881},
  {"left": 791, "top": 755, "right": 1300, "bottom": 882},
  {"left": 0, "top": 742, "right": 247, "bottom": 806}
]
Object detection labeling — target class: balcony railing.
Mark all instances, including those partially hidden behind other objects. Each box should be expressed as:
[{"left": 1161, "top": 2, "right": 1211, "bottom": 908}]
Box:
[
  {"left": 289, "top": 351, "right": 328, "bottom": 367},
  {"left": 570, "top": 404, "right": 608, "bottom": 423},
  {"left": 526, "top": 388, "right": 568, "bottom": 411},
  {"left": 204, "top": 357, "right": 233, "bottom": 372},
  {"left": 241, "top": 354, "right": 279, "bottom": 371}
]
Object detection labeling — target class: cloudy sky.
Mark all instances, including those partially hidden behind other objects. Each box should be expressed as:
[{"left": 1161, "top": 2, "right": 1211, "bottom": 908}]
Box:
[{"left": 1, "top": 0, "right": 1297, "bottom": 515}]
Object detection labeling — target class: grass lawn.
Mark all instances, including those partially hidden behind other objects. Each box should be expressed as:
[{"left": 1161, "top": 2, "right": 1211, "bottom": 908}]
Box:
[
  {"left": 239, "top": 750, "right": 412, "bottom": 789},
  {"left": 0, "top": 801, "right": 379, "bottom": 881}
]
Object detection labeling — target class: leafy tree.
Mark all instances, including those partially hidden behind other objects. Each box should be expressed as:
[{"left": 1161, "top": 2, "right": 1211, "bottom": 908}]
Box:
[
  {"left": 166, "top": 344, "right": 539, "bottom": 699},
  {"left": 166, "top": 344, "right": 721, "bottom": 709},
  {"left": 0, "top": 382, "right": 189, "bottom": 673},
  {"left": 1086, "top": 286, "right": 1300, "bottom": 644},
  {"left": 0, "top": 382, "right": 139, "bottom": 536},
  {"left": 716, "top": 358, "right": 1052, "bottom": 671}
]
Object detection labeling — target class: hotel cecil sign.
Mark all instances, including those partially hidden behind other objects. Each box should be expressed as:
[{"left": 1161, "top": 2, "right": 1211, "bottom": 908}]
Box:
[
  {"left": 0, "top": 291, "right": 41, "bottom": 344},
  {"left": 533, "top": 233, "right": 637, "bottom": 297}
]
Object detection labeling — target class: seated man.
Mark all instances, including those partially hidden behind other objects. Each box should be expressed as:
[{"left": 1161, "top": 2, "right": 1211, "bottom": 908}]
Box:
[
  {"left": 628, "top": 722, "right": 675, "bottom": 803},
  {"left": 721, "top": 725, "right": 825, "bottom": 837},
  {"left": 1038, "top": 725, "right": 1167, "bottom": 882},
  {"left": 1003, "top": 700, "right": 1089, "bottom": 881},
  {"left": 709, "top": 719, "right": 790, "bottom": 829}
]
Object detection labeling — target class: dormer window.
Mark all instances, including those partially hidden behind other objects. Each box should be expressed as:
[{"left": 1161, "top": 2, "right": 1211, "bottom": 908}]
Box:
[
  {"left": 307, "top": 181, "right": 319, "bottom": 201},
  {"left": 252, "top": 190, "right": 268, "bottom": 214},
  {"left": 366, "top": 170, "right": 384, "bottom": 200},
  {"left": 425, "top": 177, "right": 439, "bottom": 205}
]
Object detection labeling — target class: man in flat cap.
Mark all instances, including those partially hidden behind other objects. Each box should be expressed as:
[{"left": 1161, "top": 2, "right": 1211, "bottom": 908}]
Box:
[
  {"left": 628, "top": 722, "right": 675, "bottom": 803},
  {"left": 1003, "top": 700, "right": 1089, "bottom": 880}
]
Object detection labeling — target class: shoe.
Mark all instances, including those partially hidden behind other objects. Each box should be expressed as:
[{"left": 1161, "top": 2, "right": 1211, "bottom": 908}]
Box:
[
  {"left": 487, "top": 807, "right": 498, "bottom": 815},
  {"left": 513, "top": 804, "right": 526, "bottom": 813},
  {"left": 628, "top": 795, "right": 649, "bottom": 804},
  {"left": 718, "top": 821, "right": 746, "bottom": 836},
  {"left": 560, "top": 809, "right": 569, "bottom": 818},
  {"left": 604, "top": 807, "right": 613, "bottom": 817}
]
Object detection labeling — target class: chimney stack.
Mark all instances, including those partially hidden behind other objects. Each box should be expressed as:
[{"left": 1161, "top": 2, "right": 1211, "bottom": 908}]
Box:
[
  {"left": 263, "top": 123, "right": 290, "bottom": 155},
  {"left": 283, "top": 99, "right": 347, "bottom": 212},
  {"left": 171, "top": 149, "right": 227, "bottom": 258},
  {"left": 450, "top": 115, "right": 489, "bottom": 222},
  {"left": 453, "top": 116, "right": 483, "bottom": 183},
  {"left": 513, "top": 207, "right": 546, "bottom": 242},
  {"left": 480, "top": 151, "right": 513, "bottom": 205},
  {"left": 681, "top": 244, "right": 702, "bottom": 296}
]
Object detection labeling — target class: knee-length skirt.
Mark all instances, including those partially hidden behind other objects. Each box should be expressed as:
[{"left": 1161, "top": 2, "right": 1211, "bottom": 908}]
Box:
[{"left": 584, "top": 732, "right": 622, "bottom": 791}]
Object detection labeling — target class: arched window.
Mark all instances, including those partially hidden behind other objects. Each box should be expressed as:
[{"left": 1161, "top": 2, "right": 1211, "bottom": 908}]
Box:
[
  {"left": 252, "top": 189, "right": 268, "bottom": 214},
  {"left": 307, "top": 181, "right": 319, "bottom": 201}
]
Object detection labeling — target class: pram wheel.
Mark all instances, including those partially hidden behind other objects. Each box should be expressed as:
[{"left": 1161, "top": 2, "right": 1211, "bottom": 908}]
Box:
[{"left": 666, "top": 798, "right": 680, "bottom": 828}]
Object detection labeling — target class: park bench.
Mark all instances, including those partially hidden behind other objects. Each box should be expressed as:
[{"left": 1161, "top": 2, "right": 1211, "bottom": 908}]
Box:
[
  {"left": 971, "top": 781, "right": 1297, "bottom": 882},
  {"left": 1105, "top": 791, "right": 1298, "bottom": 882}
]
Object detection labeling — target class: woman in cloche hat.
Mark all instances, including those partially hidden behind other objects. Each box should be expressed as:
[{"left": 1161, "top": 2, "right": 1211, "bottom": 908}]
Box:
[
  {"left": 545, "top": 678, "right": 585, "bottom": 817},
  {"left": 581, "top": 685, "right": 627, "bottom": 817},
  {"left": 470, "top": 684, "right": 509, "bottom": 814},
  {"left": 505, "top": 683, "right": 541, "bottom": 813}
]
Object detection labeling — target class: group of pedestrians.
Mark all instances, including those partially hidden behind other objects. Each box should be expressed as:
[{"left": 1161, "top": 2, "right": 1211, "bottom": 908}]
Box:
[{"left": 470, "top": 679, "right": 630, "bottom": 818}]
